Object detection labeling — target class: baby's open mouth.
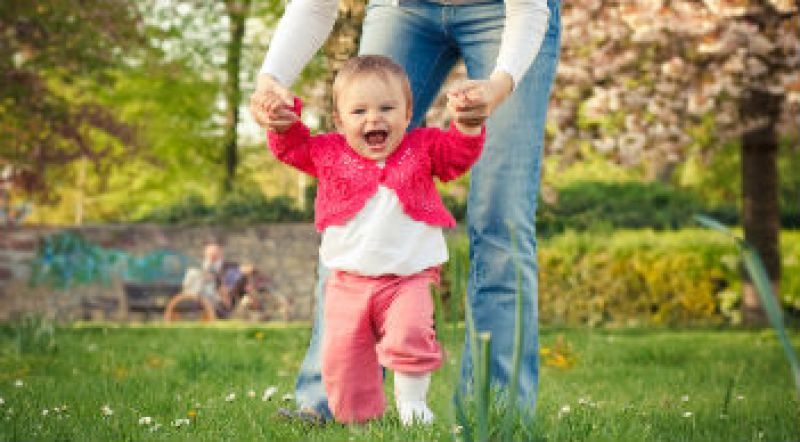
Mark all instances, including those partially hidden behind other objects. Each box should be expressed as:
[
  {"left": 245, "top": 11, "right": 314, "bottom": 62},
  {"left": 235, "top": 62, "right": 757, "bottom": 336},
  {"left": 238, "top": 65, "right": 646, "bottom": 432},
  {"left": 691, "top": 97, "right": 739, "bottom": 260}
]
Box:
[{"left": 364, "top": 130, "right": 388, "bottom": 146}]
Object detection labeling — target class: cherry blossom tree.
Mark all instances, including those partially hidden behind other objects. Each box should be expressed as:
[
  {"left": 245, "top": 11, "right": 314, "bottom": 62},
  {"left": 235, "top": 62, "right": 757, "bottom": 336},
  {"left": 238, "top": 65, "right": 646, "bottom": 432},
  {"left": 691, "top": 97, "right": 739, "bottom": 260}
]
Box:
[
  {"left": 548, "top": 0, "right": 799, "bottom": 324},
  {"left": 424, "top": 0, "right": 798, "bottom": 323}
]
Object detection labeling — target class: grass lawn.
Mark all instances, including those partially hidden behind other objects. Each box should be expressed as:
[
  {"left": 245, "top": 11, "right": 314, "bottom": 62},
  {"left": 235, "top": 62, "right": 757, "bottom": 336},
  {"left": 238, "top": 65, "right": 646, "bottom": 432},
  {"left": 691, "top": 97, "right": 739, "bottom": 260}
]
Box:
[{"left": 0, "top": 322, "right": 798, "bottom": 441}]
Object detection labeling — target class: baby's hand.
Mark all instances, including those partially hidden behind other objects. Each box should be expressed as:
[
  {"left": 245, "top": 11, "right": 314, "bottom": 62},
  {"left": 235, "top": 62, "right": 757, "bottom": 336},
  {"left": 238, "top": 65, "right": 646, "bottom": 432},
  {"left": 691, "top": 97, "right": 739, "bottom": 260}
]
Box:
[
  {"left": 446, "top": 81, "right": 490, "bottom": 134},
  {"left": 265, "top": 105, "right": 299, "bottom": 133},
  {"left": 250, "top": 74, "right": 299, "bottom": 133}
]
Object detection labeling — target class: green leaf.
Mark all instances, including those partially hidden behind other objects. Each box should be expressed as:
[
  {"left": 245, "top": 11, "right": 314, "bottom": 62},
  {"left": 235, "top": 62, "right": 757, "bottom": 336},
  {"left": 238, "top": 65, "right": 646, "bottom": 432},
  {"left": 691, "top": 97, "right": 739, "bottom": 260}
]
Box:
[{"left": 694, "top": 214, "right": 800, "bottom": 400}]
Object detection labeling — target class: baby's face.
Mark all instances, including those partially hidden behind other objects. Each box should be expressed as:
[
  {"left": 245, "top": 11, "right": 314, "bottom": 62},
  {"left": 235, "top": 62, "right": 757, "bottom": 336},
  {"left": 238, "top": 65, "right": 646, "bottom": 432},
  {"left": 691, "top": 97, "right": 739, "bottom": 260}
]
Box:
[{"left": 334, "top": 74, "right": 412, "bottom": 162}]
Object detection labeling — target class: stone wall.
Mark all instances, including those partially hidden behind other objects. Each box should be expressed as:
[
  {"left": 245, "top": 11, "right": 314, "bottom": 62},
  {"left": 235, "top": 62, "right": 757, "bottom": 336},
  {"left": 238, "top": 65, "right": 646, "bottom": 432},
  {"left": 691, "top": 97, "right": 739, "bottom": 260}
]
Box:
[{"left": 0, "top": 224, "right": 320, "bottom": 322}]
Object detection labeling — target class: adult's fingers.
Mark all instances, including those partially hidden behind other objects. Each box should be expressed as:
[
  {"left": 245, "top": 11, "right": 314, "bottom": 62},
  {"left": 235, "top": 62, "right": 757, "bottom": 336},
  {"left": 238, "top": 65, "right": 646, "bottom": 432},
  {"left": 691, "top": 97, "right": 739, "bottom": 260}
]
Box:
[
  {"left": 269, "top": 107, "right": 299, "bottom": 125},
  {"left": 250, "top": 91, "right": 295, "bottom": 128},
  {"left": 255, "top": 73, "right": 294, "bottom": 107},
  {"left": 250, "top": 94, "right": 271, "bottom": 127}
]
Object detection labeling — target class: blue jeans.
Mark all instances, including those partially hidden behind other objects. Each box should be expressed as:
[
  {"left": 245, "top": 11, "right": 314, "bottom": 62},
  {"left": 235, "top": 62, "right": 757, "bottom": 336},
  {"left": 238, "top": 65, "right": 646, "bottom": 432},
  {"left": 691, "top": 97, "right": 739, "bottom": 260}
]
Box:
[{"left": 294, "top": 0, "right": 561, "bottom": 417}]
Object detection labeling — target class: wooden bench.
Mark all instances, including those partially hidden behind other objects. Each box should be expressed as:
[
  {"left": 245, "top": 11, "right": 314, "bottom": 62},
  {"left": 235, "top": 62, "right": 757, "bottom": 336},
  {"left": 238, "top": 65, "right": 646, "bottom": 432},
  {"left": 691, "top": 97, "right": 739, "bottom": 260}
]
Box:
[{"left": 123, "top": 281, "right": 182, "bottom": 320}]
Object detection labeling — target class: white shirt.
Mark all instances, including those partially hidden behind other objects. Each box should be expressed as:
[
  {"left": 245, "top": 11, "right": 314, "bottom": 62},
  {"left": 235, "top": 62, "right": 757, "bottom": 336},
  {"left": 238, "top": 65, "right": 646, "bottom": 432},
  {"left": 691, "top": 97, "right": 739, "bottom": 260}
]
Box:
[
  {"left": 260, "top": 0, "right": 550, "bottom": 88},
  {"left": 320, "top": 185, "right": 448, "bottom": 276}
]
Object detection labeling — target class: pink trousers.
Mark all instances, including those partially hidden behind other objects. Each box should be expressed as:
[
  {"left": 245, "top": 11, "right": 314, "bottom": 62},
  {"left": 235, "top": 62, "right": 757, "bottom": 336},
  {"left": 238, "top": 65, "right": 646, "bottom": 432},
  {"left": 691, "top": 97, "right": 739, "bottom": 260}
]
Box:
[{"left": 321, "top": 267, "right": 443, "bottom": 423}]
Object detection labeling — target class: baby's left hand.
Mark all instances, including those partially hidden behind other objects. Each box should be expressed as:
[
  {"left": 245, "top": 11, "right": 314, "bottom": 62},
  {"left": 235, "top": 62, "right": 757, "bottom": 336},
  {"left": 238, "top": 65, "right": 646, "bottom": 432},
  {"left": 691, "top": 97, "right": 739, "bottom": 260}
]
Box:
[
  {"left": 446, "top": 81, "right": 490, "bottom": 133},
  {"left": 446, "top": 72, "right": 514, "bottom": 134}
]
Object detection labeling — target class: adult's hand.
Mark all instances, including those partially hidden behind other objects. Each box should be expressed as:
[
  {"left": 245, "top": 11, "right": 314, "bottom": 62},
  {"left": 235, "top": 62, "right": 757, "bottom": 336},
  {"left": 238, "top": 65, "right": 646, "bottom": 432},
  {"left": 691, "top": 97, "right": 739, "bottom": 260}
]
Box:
[
  {"left": 249, "top": 73, "right": 298, "bottom": 131},
  {"left": 446, "top": 71, "right": 514, "bottom": 129}
]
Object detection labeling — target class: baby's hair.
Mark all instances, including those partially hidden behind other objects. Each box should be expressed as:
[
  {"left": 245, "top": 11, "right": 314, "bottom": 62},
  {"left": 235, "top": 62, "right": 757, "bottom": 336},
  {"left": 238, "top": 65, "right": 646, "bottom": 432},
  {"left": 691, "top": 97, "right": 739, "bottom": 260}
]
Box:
[{"left": 332, "top": 55, "right": 413, "bottom": 111}]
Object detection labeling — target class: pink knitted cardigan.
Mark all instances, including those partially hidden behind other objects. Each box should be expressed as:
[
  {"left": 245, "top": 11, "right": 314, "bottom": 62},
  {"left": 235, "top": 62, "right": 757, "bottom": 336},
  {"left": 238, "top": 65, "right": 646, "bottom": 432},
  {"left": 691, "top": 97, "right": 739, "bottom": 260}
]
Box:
[{"left": 267, "top": 120, "right": 485, "bottom": 232}]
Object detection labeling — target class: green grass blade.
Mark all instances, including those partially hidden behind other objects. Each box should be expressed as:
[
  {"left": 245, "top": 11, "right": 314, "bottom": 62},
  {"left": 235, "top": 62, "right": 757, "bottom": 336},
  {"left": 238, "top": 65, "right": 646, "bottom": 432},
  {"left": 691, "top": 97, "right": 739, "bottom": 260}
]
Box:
[
  {"left": 694, "top": 214, "right": 800, "bottom": 399},
  {"left": 431, "top": 284, "right": 462, "bottom": 441},
  {"left": 476, "top": 332, "right": 491, "bottom": 442},
  {"left": 459, "top": 291, "right": 482, "bottom": 440},
  {"left": 739, "top": 244, "right": 800, "bottom": 398},
  {"left": 694, "top": 214, "right": 735, "bottom": 235},
  {"left": 454, "top": 387, "right": 473, "bottom": 442},
  {"left": 502, "top": 221, "right": 525, "bottom": 440}
]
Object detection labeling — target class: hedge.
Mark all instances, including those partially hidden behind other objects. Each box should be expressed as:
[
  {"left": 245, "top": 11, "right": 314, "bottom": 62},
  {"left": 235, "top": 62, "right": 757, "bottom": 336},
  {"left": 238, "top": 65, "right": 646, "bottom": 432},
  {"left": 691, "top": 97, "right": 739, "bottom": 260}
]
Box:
[{"left": 444, "top": 229, "right": 800, "bottom": 326}]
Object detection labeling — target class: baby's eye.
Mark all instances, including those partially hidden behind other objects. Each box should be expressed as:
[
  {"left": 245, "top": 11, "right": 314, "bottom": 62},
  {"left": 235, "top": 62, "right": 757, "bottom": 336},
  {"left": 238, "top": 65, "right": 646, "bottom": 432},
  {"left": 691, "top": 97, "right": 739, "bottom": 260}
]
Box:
[
  {"left": 351, "top": 108, "right": 366, "bottom": 115},
  {"left": 380, "top": 105, "right": 395, "bottom": 112}
]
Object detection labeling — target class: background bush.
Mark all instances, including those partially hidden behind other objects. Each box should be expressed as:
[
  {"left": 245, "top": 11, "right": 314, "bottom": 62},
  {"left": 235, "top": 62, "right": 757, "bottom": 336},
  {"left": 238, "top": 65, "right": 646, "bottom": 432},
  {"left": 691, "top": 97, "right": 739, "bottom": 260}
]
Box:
[
  {"left": 444, "top": 180, "right": 798, "bottom": 235},
  {"left": 137, "top": 188, "right": 312, "bottom": 225},
  {"left": 444, "top": 229, "right": 800, "bottom": 327},
  {"left": 536, "top": 181, "right": 702, "bottom": 235}
]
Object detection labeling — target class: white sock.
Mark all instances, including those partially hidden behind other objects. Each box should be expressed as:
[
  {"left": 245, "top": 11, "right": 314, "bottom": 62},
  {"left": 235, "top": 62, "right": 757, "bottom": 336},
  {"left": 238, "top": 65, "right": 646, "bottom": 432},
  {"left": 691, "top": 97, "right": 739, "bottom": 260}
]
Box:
[{"left": 394, "top": 371, "right": 434, "bottom": 425}]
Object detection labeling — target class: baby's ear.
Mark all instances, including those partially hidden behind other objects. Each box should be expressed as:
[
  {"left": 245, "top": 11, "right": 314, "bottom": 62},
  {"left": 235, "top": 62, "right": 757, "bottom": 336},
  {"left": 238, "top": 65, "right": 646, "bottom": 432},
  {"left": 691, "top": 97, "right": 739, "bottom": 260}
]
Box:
[{"left": 332, "top": 111, "right": 343, "bottom": 131}]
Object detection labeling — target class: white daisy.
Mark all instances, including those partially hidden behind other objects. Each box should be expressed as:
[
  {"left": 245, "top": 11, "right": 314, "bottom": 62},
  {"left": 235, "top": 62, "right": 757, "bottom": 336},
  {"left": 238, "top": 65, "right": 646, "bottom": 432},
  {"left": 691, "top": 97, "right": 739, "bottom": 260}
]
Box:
[
  {"left": 262, "top": 386, "right": 278, "bottom": 402},
  {"left": 172, "top": 418, "right": 191, "bottom": 427}
]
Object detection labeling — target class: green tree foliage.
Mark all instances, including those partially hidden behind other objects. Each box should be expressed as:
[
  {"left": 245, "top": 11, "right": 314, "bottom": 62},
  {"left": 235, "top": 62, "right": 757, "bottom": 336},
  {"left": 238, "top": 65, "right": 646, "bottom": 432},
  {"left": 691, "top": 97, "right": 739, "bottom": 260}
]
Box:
[{"left": 0, "top": 0, "right": 146, "bottom": 198}]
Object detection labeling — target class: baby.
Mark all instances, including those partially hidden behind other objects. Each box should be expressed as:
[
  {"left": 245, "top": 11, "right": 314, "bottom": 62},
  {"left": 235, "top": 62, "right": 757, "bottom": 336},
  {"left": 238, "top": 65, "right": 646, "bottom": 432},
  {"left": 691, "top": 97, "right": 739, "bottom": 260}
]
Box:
[{"left": 263, "top": 55, "right": 486, "bottom": 425}]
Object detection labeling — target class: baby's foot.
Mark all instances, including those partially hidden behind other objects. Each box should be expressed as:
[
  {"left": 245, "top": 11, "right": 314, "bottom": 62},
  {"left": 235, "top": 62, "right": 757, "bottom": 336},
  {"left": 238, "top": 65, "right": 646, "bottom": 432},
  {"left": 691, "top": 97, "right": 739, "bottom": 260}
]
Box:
[{"left": 397, "top": 400, "right": 434, "bottom": 426}]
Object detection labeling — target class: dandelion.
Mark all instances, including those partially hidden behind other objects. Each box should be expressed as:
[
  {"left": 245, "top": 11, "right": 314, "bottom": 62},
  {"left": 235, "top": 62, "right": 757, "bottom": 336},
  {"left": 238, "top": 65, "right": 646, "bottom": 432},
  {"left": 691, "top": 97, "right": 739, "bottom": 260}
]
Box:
[
  {"left": 736, "top": 395, "right": 745, "bottom": 401},
  {"left": 453, "top": 424, "right": 464, "bottom": 434},
  {"left": 0, "top": 397, "right": 5, "bottom": 406},
  {"left": 558, "top": 404, "right": 571, "bottom": 418},
  {"left": 14, "top": 380, "right": 24, "bottom": 388},
  {"left": 262, "top": 386, "right": 278, "bottom": 402},
  {"left": 101, "top": 405, "right": 114, "bottom": 417},
  {"left": 681, "top": 395, "right": 690, "bottom": 402},
  {"left": 281, "top": 393, "right": 294, "bottom": 402},
  {"left": 226, "top": 393, "right": 236, "bottom": 402},
  {"left": 42, "top": 409, "right": 49, "bottom": 416},
  {"left": 146, "top": 356, "right": 164, "bottom": 369},
  {"left": 683, "top": 411, "right": 693, "bottom": 418},
  {"left": 247, "top": 390, "right": 256, "bottom": 398},
  {"left": 139, "top": 416, "right": 153, "bottom": 426},
  {"left": 187, "top": 409, "right": 197, "bottom": 418}
]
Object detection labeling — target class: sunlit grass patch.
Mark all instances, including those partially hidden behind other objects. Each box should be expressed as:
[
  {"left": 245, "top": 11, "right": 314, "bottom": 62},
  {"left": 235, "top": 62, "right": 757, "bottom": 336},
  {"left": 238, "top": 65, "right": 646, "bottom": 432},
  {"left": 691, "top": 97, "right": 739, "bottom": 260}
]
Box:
[{"left": 0, "top": 324, "right": 798, "bottom": 441}]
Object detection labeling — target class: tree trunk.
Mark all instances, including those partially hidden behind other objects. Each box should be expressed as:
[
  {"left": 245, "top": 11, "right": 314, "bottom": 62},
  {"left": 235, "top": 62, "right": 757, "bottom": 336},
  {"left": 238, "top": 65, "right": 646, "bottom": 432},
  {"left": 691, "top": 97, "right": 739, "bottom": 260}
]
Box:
[
  {"left": 740, "top": 87, "right": 782, "bottom": 325},
  {"left": 320, "top": 0, "right": 366, "bottom": 131},
  {"left": 222, "top": 0, "right": 252, "bottom": 194}
]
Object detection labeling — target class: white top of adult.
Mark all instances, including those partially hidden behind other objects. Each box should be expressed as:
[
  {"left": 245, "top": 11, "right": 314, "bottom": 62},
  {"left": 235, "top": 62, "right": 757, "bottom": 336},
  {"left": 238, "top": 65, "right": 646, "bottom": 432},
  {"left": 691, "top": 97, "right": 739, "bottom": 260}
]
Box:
[
  {"left": 319, "top": 184, "right": 448, "bottom": 276},
  {"left": 260, "top": 0, "right": 550, "bottom": 88}
]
